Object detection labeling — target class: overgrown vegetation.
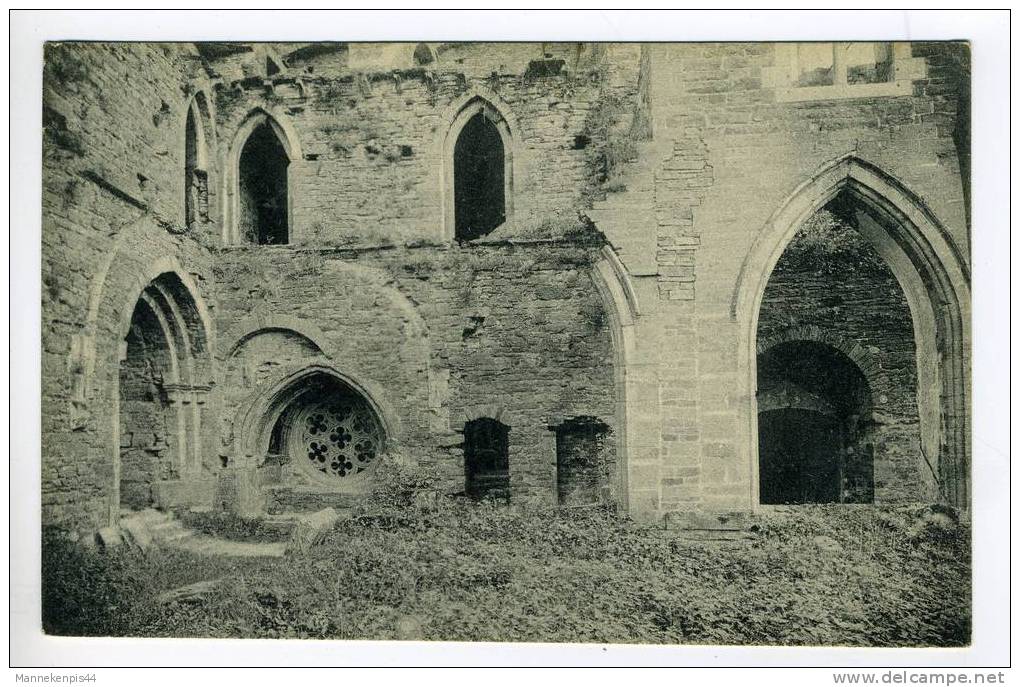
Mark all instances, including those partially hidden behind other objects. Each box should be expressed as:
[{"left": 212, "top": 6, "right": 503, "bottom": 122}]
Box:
[
  {"left": 43, "top": 460, "right": 969, "bottom": 645},
  {"left": 482, "top": 209, "right": 604, "bottom": 244},
  {"left": 176, "top": 510, "right": 285, "bottom": 543},
  {"left": 780, "top": 208, "right": 893, "bottom": 278},
  {"left": 580, "top": 85, "right": 653, "bottom": 203}
]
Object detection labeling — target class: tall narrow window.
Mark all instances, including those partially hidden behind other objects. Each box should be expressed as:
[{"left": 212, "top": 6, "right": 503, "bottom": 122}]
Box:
[
  {"left": 239, "top": 121, "right": 290, "bottom": 245},
  {"left": 454, "top": 112, "right": 506, "bottom": 241},
  {"left": 184, "top": 106, "right": 208, "bottom": 231},
  {"left": 463, "top": 418, "right": 510, "bottom": 500}
]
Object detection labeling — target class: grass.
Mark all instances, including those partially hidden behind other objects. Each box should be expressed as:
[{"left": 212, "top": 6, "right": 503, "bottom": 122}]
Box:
[{"left": 42, "top": 465, "right": 970, "bottom": 645}]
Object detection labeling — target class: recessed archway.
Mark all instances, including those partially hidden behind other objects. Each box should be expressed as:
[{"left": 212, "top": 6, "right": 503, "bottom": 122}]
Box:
[
  {"left": 734, "top": 156, "right": 971, "bottom": 508},
  {"left": 115, "top": 271, "right": 212, "bottom": 513},
  {"left": 184, "top": 93, "right": 211, "bottom": 232},
  {"left": 232, "top": 365, "right": 395, "bottom": 491},
  {"left": 757, "top": 340, "right": 874, "bottom": 504}
]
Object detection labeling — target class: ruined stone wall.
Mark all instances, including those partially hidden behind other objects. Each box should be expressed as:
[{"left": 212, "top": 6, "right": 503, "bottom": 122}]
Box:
[
  {"left": 209, "top": 42, "right": 641, "bottom": 247},
  {"left": 607, "top": 41, "right": 969, "bottom": 515},
  {"left": 40, "top": 41, "right": 969, "bottom": 531},
  {"left": 42, "top": 43, "right": 218, "bottom": 530},
  {"left": 212, "top": 242, "right": 618, "bottom": 508}
]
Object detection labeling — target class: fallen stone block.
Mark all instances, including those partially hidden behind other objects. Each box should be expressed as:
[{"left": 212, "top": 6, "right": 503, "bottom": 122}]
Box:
[
  {"left": 286, "top": 507, "right": 339, "bottom": 555},
  {"left": 120, "top": 517, "right": 154, "bottom": 551},
  {"left": 95, "top": 526, "right": 124, "bottom": 551}
]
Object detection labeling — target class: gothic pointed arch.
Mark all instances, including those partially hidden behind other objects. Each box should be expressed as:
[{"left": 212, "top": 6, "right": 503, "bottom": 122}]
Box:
[
  {"left": 223, "top": 108, "right": 303, "bottom": 245},
  {"left": 734, "top": 155, "right": 970, "bottom": 507},
  {"left": 440, "top": 91, "right": 518, "bottom": 241},
  {"left": 183, "top": 92, "right": 212, "bottom": 231}
]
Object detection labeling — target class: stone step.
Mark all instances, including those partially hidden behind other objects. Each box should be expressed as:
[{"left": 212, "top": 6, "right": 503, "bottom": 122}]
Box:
[
  {"left": 121, "top": 507, "right": 172, "bottom": 524},
  {"left": 172, "top": 534, "right": 286, "bottom": 559},
  {"left": 148, "top": 520, "right": 187, "bottom": 533}
]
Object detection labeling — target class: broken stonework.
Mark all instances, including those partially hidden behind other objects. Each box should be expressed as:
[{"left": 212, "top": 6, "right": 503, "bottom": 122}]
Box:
[
  {"left": 286, "top": 507, "right": 341, "bottom": 555},
  {"left": 95, "top": 526, "right": 124, "bottom": 551},
  {"left": 39, "top": 41, "right": 971, "bottom": 535}
]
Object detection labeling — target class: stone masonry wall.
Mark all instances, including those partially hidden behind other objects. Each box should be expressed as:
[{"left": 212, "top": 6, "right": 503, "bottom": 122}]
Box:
[
  {"left": 212, "top": 242, "right": 618, "bottom": 507},
  {"left": 628, "top": 41, "right": 969, "bottom": 514},
  {"left": 208, "top": 42, "right": 641, "bottom": 247},
  {"left": 40, "top": 41, "right": 969, "bottom": 532},
  {"left": 42, "top": 43, "right": 217, "bottom": 530}
]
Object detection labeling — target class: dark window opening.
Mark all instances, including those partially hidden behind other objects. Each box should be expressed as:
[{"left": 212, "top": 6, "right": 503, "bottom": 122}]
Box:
[
  {"left": 239, "top": 121, "right": 289, "bottom": 245},
  {"left": 463, "top": 418, "right": 510, "bottom": 500},
  {"left": 555, "top": 417, "right": 611, "bottom": 506},
  {"left": 184, "top": 107, "right": 208, "bottom": 231},
  {"left": 757, "top": 341, "right": 874, "bottom": 504},
  {"left": 454, "top": 112, "right": 506, "bottom": 242}
]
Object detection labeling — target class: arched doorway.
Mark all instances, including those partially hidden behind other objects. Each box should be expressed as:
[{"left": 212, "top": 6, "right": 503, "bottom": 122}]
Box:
[
  {"left": 757, "top": 341, "right": 874, "bottom": 504},
  {"left": 735, "top": 157, "right": 970, "bottom": 508},
  {"left": 116, "top": 272, "right": 211, "bottom": 512}
]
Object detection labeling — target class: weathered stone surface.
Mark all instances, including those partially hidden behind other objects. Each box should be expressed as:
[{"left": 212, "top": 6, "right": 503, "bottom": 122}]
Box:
[
  {"left": 39, "top": 41, "right": 970, "bottom": 531},
  {"left": 286, "top": 507, "right": 340, "bottom": 554},
  {"left": 95, "top": 526, "right": 124, "bottom": 551},
  {"left": 119, "top": 517, "right": 154, "bottom": 551},
  {"left": 152, "top": 480, "right": 216, "bottom": 511}
]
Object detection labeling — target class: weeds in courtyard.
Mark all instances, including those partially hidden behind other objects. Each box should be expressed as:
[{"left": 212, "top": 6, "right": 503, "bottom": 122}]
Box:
[{"left": 42, "top": 462, "right": 970, "bottom": 646}]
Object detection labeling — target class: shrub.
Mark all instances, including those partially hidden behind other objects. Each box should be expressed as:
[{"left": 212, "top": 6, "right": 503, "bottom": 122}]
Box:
[{"left": 42, "top": 496, "right": 970, "bottom": 645}]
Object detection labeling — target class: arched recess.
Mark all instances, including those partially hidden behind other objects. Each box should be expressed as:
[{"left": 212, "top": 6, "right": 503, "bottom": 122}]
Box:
[
  {"left": 412, "top": 42, "right": 437, "bottom": 66},
  {"left": 590, "top": 245, "right": 639, "bottom": 512},
  {"left": 756, "top": 326, "right": 893, "bottom": 404},
  {"left": 733, "top": 155, "right": 971, "bottom": 508},
  {"left": 231, "top": 364, "right": 398, "bottom": 476},
  {"left": 183, "top": 92, "right": 213, "bottom": 231},
  {"left": 222, "top": 108, "right": 303, "bottom": 245},
  {"left": 756, "top": 340, "right": 875, "bottom": 504},
  {"left": 114, "top": 270, "right": 214, "bottom": 515},
  {"left": 221, "top": 314, "right": 333, "bottom": 361},
  {"left": 439, "top": 91, "right": 518, "bottom": 241}
]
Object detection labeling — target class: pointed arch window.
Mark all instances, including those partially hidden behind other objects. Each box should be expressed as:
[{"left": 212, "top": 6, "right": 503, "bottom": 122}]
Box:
[
  {"left": 444, "top": 98, "right": 514, "bottom": 242},
  {"left": 239, "top": 121, "right": 290, "bottom": 245},
  {"left": 226, "top": 111, "right": 301, "bottom": 246},
  {"left": 184, "top": 102, "right": 209, "bottom": 231}
]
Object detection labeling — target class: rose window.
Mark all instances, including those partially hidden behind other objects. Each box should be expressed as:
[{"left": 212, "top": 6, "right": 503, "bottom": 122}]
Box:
[{"left": 288, "top": 390, "right": 385, "bottom": 482}]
